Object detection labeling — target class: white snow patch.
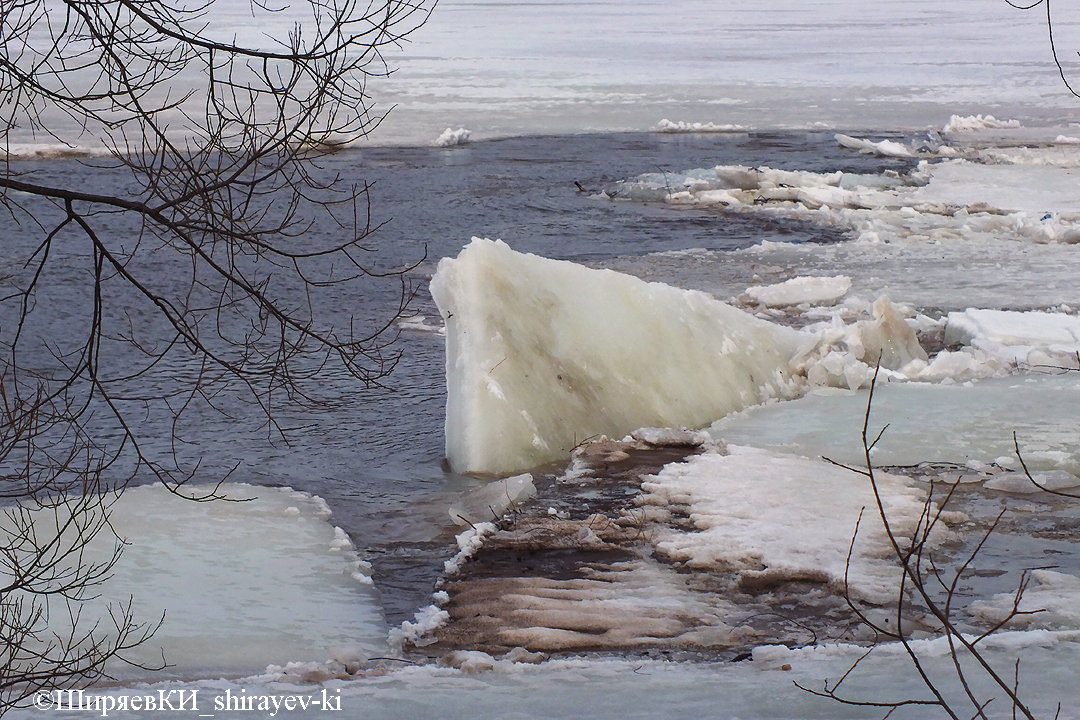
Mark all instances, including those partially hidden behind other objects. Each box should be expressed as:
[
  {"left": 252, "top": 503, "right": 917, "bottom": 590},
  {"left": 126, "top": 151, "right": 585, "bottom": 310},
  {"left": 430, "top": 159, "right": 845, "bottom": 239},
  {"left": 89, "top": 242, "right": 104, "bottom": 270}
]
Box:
[
  {"left": 443, "top": 522, "right": 498, "bottom": 577},
  {"left": 434, "top": 127, "right": 471, "bottom": 147},
  {"left": 394, "top": 605, "right": 451, "bottom": 648}
]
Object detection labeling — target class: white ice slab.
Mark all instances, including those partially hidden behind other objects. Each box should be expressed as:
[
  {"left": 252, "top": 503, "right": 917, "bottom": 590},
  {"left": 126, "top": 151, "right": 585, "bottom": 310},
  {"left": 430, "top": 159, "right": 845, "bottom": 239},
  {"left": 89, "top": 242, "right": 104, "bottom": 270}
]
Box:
[{"left": 430, "top": 238, "right": 804, "bottom": 475}]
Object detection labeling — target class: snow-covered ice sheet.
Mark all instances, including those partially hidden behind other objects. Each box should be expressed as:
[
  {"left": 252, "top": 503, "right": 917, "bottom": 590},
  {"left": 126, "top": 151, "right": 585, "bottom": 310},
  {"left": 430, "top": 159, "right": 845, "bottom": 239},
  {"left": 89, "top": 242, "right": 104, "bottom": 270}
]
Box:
[
  {"left": 429, "top": 238, "right": 803, "bottom": 475},
  {"left": 361, "top": 0, "right": 1080, "bottom": 145},
  {"left": 31, "top": 484, "right": 389, "bottom": 680}
]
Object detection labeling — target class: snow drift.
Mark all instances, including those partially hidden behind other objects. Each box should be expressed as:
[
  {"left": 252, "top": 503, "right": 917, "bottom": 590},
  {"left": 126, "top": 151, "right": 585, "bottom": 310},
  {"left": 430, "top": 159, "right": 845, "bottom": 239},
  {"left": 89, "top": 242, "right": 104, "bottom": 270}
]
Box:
[{"left": 429, "top": 238, "right": 804, "bottom": 475}]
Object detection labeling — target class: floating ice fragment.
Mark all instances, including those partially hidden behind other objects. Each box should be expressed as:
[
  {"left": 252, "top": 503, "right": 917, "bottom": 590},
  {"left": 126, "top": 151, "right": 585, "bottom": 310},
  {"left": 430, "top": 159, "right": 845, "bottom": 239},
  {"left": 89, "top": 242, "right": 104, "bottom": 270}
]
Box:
[
  {"left": 944, "top": 308, "right": 1080, "bottom": 366},
  {"left": 983, "top": 470, "right": 1080, "bottom": 494},
  {"left": 653, "top": 119, "right": 746, "bottom": 133},
  {"left": 744, "top": 275, "right": 851, "bottom": 307},
  {"left": 711, "top": 374, "right": 1080, "bottom": 473},
  {"left": 397, "top": 314, "right": 447, "bottom": 335},
  {"left": 629, "top": 426, "right": 709, "bottom": 447},
  {"left": 971, "top": 570, "right": 1080, "bottom": 630},
  {"left": 834, "top": 133, "right": 913, "bottom": 157},
  {"left": 448, "top": 473, "right": 536, "bottom": 525},
  {"left": 941, "top": 114, "right": 1021, "bottom": 133}
]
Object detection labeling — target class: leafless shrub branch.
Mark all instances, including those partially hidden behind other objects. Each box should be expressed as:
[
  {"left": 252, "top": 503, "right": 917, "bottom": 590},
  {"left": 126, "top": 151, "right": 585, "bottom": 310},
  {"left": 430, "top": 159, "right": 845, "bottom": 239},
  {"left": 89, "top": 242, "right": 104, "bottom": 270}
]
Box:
[{"left": 800, "top": 364, "right": 1050, "bottom": 719}]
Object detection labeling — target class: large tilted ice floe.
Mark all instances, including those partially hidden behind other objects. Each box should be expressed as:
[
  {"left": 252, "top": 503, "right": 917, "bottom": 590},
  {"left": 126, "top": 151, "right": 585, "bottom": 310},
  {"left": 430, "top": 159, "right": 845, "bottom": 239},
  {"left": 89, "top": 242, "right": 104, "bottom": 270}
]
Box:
[
  {"left": 9, "top": 483, "right": 388, "bottom": 680},
  {"left": 429, "top": 238, "right": 805, "bottom": 475},
  {"left": 428, "top": 239, "right": 1054, "bottom": 474}
]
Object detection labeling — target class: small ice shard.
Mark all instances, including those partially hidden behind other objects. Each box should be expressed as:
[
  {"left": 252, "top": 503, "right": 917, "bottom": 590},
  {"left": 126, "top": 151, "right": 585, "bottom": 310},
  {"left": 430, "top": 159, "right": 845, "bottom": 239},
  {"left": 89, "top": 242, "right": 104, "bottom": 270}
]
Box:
[
  {"left": 429, "top": 238, "right": 804, "bottom": 475},
  {"left": 744, "top": 275, "right": 851, "bottom": 307},
  {"left": 448, "top": 473, "right": 536, "bottom": 525},
  {"left": 856, "top": 297, "right": 928, "bottom": 370},
  {"left": 834, "top": 133, "right": 913, "bottom": 158}
]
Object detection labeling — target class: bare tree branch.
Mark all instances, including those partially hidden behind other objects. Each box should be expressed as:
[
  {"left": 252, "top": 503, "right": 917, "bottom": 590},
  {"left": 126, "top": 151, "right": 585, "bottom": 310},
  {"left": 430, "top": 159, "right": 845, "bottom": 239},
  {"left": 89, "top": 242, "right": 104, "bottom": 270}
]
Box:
[{"left": 0, "top": 0, "right": 432, "bottom": 710}]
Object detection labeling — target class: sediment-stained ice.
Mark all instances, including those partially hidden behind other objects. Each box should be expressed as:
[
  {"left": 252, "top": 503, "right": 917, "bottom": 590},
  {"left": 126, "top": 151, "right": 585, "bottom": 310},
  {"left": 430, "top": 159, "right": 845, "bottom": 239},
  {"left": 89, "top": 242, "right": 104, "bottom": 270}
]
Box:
[
  {"left": 429, "top": 238, "right": 805, "bottom": 475},
  {"left": 640, "top": 445, "right": 951, "bottom": 605}
]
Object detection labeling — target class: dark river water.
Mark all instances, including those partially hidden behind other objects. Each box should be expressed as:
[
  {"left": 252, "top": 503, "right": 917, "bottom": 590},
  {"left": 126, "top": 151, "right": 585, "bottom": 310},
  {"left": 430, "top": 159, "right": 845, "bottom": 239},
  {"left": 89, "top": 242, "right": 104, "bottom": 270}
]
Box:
[{"left": 0, "top": 131, "right": 918, "bottom": 624}]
